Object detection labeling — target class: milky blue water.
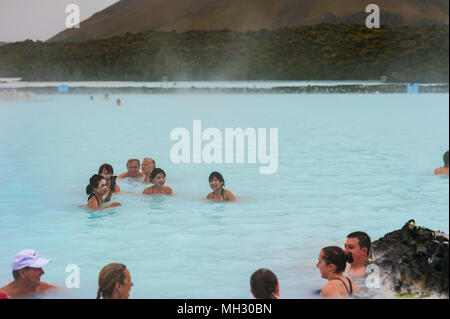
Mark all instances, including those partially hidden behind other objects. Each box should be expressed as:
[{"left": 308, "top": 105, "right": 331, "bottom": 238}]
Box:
[{"left": 0, "top": 93, "right": 448, "bottom": 299}]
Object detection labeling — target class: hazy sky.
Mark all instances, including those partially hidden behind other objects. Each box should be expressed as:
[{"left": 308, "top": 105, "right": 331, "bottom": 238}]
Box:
[{"left": 0, "top": 0, "right": 121, "bottom": 42}]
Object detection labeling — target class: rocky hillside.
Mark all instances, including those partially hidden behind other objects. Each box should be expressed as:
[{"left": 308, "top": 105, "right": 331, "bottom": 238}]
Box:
[{"left": 48, "top": 0, "right": 449, "bottom": 42}]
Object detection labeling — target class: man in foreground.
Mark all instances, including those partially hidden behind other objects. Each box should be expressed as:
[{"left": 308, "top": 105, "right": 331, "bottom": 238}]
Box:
[{"left": 0, "top": 249, "right": 56, "bottom": 298}]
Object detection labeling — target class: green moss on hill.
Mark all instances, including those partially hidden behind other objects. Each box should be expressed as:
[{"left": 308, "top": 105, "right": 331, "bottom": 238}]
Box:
[{"left": 0, "top": 25, "right": 448, "bottom": 82}]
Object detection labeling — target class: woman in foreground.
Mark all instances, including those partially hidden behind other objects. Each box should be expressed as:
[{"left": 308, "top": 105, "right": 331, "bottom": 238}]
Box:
[
  {"left": 316, "top": 246, "right": 358, "bottom": 298},
  {"left": 97, "top": 263, "right": 133, "bottom": 299}
]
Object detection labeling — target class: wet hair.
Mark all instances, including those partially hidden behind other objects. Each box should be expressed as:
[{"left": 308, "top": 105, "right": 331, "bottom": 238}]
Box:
[
  {"left": 321, "top": 246, "right": 354, "bottom": 274},
  {"left": 126, "top": 159, "right": 140, "bottom": 167},
  {"left": 98, "top": 163, "right": 114, "bottom": 175},
  {"left": 96, "top": 263, "right": 127, "bottom": 299},
  {"left": 86, "top": 174, "right": 105, "bottom": 195},
  {"left": 209, "top": 171, "right": 225, "bottom": 188},
  {"left": 250, "top": 269, "right": 278, "bottom": 299},
  {"left": 444, "top": 151, "right": 449, "bottom": 167},
  {"left": 347, "top": 231, "right": 371, "bottom": 257},
  {"left": 150, "top": 168, "right": 166, "bottom": 182}
]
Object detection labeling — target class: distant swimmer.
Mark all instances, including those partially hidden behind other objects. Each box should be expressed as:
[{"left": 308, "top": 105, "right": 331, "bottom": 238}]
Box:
[
  {"left": 316, "top": 246, "right": 358, "bottom": 299},
  {"left": 0, "top": 249, "right": 57, "bottom": 299},
  {"left": 141, "top": 157, "right": 156, "bottom": 184},
  {"left": 116, "top": 98, "right": 121, "bottom": 106},
  {"left": 344, "top": 232, "right": 371, "bottom": 280},
  {"left": 206, "top": 171, "right": 236, "bottom": 202},
  {"left": 434, "top": 150, "right": 449, "bottom": 176},
  {"left": 90, "top": 96, "right": 94, "bottom": 101},
  {"left": 98, "top": 163, "right": 121, "bottom": 197},
  {"left": 142, "top": 168, "right": 173, "bottom": 196},
  {"left": 250, "top": 269, "right": 280, "bottom": 299},
  {"left": 103, "top": 93, "right": 110, "bottom": 100},
  {"left": 97, "top": 263, "right": 133, "bottom": 299},
  {"left": 118, "top": 159, "right": 144, "bottom": 179},
  {"left": 86, "top": 174, "right": 121, "bottom": 211}
]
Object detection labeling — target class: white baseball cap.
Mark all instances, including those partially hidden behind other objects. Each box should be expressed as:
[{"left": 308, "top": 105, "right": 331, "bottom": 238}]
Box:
[{"left": 11, "top": 249, "right": 51, "bottom": 271}]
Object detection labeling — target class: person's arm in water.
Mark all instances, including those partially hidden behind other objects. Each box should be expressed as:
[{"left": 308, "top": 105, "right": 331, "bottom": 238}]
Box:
[
  {"left": 118, "top": 172, "right": 128, "bottom": 179},
  {"left": 87, "top": 197, "right": 121, "bottom": 211}
]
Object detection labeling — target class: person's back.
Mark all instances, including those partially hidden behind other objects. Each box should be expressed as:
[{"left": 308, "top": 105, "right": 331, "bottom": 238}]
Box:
[{"left": 435, "top": 151, "right": 449, "bottom": 176}]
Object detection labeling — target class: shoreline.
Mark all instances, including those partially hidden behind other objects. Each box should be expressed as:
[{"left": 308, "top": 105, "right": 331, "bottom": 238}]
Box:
[{"left": 1, "top": 84, "right": 449, "bottom": 95}]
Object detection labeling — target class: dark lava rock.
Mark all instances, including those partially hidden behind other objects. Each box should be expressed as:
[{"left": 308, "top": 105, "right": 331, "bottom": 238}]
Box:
[{"left": 367, "top": 220, "right": 449, "bottom": 298}]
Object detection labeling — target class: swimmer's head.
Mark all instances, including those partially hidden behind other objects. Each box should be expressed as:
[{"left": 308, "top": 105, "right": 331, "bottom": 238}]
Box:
[
  {"left": 209, "top": 172, "right": 225, "bottom": 190},
  {"left": 86, "top": 174, "right": 106, "bottom": 195},
  {"left": 444, "top": 151, "right": 449, "bottom": 167},
  {"left": 126, "top": 159, "right": 140, "bottom": 177},
  {"left": 345, "top": 231, "right": 371, "bottom": 262},
  {"left": 150, "top": 168, "right": 166, "bottom": 186},
  {"left": 142, "top": 158, "right": 156, "bottom": 174},
  {"left": 250, "top": 268, "right": 279, "bottom": 299},
  {"left": 318, "top": 246, "right": 353, "bottom": 277},
  {"left": 98, "top": 163, "right": 114, "bottom": 176},
  {"left": 97, "top": 263, "right": 133, "bottom": 299}
]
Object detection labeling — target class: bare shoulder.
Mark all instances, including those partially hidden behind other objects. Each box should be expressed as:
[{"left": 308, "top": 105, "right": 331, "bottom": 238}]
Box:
[
  {"left": 165, "top": 187, "right": 173, "bottom": 195},
  {"left": 206, "top": 192, "right": 213, "bottom": 199},
  {"left": 320, "top": 282, "right": 336, "bottom": 298},
  {"left": 37, "top": 282, "right": 57, "bottom": 292},
  {"left": 224, "top": 190, "right": 236, "bottom": 201},
  {"left": 118, "top": 172, "right": 128, "bottom": 179},
  {"left": 143, "top": 186, "right": 153, "bottom": 195},
  {"left": 87, "top": 196, "right": 99, "bottom": 210}
]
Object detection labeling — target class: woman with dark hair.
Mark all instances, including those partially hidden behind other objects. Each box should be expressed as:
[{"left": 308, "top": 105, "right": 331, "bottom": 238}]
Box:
[
  {"left": 86, "top": 174, "right": 122, "bottom": 211},
  {"left": 98, "top": 163, "right": 121, "bottom": 198},
  {"left": 250, "top": 269, "right": 280, "bottom": 299},
  {"left": 206, "top": 172, "right": 236, "bottom": 202},
  {"left": 316, "top": 246, "right": 358, "bottom": 298},
  {"left": 142, "top": 168, "right": 173, "bottom": 195},
  {"left": 97, "top": 263, "right": 133, "bottom": 299}
]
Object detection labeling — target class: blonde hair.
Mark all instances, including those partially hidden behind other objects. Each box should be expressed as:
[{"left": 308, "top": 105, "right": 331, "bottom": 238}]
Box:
[{"left": 96, "top": 263, "right": 126, "bottom": 299}]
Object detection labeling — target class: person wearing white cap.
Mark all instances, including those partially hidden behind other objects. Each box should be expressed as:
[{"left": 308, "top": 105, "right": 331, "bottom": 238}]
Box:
[{"left": 0, "top": 249, "right": 56, "bottom": 298}]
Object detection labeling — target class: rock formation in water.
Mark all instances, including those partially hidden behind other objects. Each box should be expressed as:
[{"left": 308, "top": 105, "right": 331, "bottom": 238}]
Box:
[{"left": 367, "top": 220, "right": 449, "bottom": 298}]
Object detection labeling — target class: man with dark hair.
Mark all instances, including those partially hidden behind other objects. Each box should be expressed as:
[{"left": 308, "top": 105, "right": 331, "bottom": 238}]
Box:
[
  {"left": 344, "top": 232, "right": 371, "bottom": 279},
  {"left": 434, "top": 150, "right": 449, "bottom": 176},
  {"left": 0, "top": 249, "right": 56, "bottom": 298},
  {"left": 118, "top": 159, "right": 144, "bottom": 179}
]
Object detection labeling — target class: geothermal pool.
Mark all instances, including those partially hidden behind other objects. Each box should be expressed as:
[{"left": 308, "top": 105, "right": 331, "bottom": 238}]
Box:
[{"left": 0, "top": 92, "right": 448, "bottom": 298}]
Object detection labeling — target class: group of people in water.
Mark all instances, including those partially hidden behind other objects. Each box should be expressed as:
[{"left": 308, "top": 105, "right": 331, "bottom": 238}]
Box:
[
  {"left": 0, "top": 232, "right": 370, "bottom": 299},
  {"left": 85, "top": 158, "right": 236, "bottom": 210},
  {"left": 0, "top": 151, "right": 446, "bottom": 299}
]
